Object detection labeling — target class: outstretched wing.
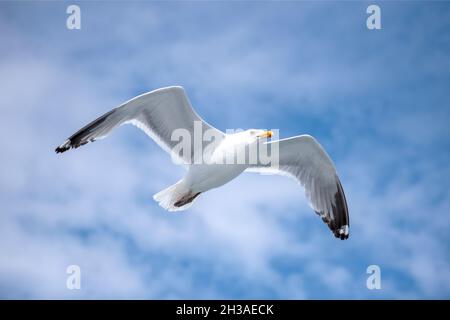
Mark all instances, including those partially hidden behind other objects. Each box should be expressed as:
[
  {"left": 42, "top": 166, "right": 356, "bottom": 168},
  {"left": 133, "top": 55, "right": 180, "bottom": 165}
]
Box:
[
  {"left": 248, "top": 135, "right": 349, "bottom": 240},
  {"left": 55, "top": 86, "right": 224, "bottom": 164}
]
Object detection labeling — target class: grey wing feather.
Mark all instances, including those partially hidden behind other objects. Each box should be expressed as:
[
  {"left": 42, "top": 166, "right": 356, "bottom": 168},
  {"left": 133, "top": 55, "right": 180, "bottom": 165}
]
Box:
[
  {"left": 248, "top": 135, "right": 349, "bottom": 240},
  {"left": 55, "top": 86, "right": 224, "bottom": 164}
]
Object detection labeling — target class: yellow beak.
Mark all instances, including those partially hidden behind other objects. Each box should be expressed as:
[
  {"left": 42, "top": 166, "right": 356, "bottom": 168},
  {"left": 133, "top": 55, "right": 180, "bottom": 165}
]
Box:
[{"left": 258, "top": 130, "right": 273, "bottom": 138}]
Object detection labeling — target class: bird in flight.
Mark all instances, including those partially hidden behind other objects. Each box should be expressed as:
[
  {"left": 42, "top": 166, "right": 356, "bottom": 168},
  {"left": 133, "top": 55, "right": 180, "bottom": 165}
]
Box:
[{"left": 55, "top": 86, "right": 349, "bottom": 240}]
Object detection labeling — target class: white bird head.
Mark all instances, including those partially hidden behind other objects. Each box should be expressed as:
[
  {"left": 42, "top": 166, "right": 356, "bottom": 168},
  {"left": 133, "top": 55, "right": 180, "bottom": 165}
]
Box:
[{"left": 243, "top": 129, "right": 273, "bottom": 144}]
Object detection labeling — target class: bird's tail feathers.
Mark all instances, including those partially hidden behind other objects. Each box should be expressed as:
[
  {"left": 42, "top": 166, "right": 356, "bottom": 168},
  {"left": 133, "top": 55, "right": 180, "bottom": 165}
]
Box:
[{"left": 153, "top": 180, "right": 200, "bottom": 212}]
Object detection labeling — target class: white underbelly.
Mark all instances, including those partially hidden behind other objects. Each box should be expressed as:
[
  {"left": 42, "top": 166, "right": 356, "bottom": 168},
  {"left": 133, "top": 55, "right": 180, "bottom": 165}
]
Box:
[{"left": 185, "top": 164, "right": 247, "bottom": 192}]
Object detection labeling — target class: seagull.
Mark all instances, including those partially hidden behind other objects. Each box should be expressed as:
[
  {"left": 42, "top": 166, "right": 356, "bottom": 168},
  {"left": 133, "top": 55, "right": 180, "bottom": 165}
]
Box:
[{"left": 55, "top": 86, "right": 349, "bottom": 240}]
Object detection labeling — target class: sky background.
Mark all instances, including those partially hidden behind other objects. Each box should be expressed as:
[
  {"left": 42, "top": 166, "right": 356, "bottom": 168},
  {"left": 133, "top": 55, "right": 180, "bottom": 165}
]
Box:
[{"left": 0, "top": 0, "right": 449, "bottom": 299}]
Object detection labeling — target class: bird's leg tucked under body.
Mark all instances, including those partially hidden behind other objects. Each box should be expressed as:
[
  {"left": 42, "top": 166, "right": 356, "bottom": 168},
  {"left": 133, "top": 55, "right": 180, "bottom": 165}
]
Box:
[
  {"left": 173, "top": 192, "right": 201, "bottom": 207},
  {"left": 152, "top": 180, "right": 202, "bottom": 212}
]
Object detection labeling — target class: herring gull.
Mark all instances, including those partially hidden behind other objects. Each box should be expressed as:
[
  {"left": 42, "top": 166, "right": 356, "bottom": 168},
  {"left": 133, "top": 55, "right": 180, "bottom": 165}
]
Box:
[{"left": 55, "top": 86, "right": 349, "bottom": 240}]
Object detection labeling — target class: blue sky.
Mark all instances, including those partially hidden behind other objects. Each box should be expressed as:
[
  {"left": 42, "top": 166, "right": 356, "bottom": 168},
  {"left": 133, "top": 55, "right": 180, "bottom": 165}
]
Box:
[{"left": 0, "top": 1, "right": 449, "bottom": 299}]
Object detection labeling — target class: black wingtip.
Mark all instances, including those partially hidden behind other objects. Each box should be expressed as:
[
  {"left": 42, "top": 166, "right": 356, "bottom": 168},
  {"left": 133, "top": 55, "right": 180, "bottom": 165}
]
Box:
[
  {"left": 315, "top": 178, "right": 350, "bottom": 241},
  {"left": 55, "top": 139, "right": 72, "bottom": 154},
  {"left": 334, "top": 226, "right": 349, "bottom": 240},
  {"left": 319, "top": 214, "right": 349, "bottom": 240},
  {"left": 333, "top": 178, "right": 350, "bottom": 240},
  {"left": 55, "top": 108, "right": 114, "bottom": 155}
]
